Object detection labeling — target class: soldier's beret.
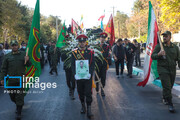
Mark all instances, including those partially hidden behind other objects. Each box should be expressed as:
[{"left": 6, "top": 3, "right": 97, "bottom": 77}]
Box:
[
  {"left": 76, "top": 34, "right": 88, "bottom": 42},
  {"left": 100, "top": 32, "right": 108, "bottom": 38},
  {"left": 10, "top": 40, "right": 19, "bottom": 46}
]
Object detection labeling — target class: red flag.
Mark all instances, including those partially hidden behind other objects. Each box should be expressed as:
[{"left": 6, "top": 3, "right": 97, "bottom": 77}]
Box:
[
  {"left": 71, "top": 19, "right": 82, "bottom": 35},
  {"left": 98, "top": 15, "right": 105, "bottom": 21},
  {"left": 105, "top": 14, "right": 115, "bottom": 46}
]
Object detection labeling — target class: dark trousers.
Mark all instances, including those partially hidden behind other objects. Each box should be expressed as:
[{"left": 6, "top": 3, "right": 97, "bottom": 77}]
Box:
[
  {"left": 48, "top": 55, "right": 52, "bottom": 67},
  {"left": 115, "top": 59, "right": 124, "bottom": 75},
  {"left": 95, "top": 62, "right": 107, "bottom": 88},
  {"left": 8, "top": 81, "right": 24, "bottom": 106},
  {"left": 159, "top": 73, "right": 176, "bottom": 100},
  {"left": 76, "top": 79, "right": 92, "bottom": 106},
  {"left": 65, "top": 69, "right": 75, "bottom": 90},
  {"left": 135, "top": 53, "right": 141, "bottom": 66},
  {"left": 127, "top": 56, "right": 134, "bottom": 75},
  {"left": 50, "top": 65, "right": 57, "bottom": 73},
  {"left": 50, "top": 59, "right": 57, "bottom": 73}
]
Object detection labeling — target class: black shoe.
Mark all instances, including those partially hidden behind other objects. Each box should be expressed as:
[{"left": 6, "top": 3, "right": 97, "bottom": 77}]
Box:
[
  {"left": 87, "top": 105, "right": 93, "bottom": 119},
  {"left": 16, "top": 114, "right": 21, "bottom": 120},
  {"left": 168, "top": 103, "right": 175, "bottom": 113},
  {"left": 162, "top": 98, "right": 169, "bottom": 105},
  {"left": 16, "top": 106, "right": 22, "bottom": 120},
  {"left": 129, "top": 75, "right": 133, "bottom": 78},
  {"left": 80, "top": 103, "right": 86, "bottom": 114},
  {"left": 101, "top": 88, "right": 105, "bottom": 97},
  {"left": 49, "top": 71, "right": 53, "bottom": 75}
]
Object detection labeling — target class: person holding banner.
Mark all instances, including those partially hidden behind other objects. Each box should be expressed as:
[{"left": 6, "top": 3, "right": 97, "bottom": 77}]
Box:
[
  {"left": 151, "top": 31, "right": 180, "bottom": 113},
  {"left": 71, "top": 34, "right": 95, "bottom": 119},
  {"left": 0, "top": 40, "right": 31, "bottom": 119}
]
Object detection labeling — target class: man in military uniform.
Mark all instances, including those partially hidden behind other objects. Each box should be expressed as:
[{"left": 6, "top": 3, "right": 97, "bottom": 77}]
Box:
[
  {"left": 0, "top": 40, "right": 31, "bottom": 119},
  {"left": 49, "top": 41, "right": 58, "bottom": 75},
  {"left": 151, "top": 31, "right": 180, "bottom": 113},
  {"left": 124, "top": 38, "right": 136, "bottom": 78},
  {"left": 61, "top": 35, "right": 75, "bottom": 100},
  {"left": 71, "top": 34, "right": 95, "bottom": 118},
  {"left": 95, "top": 32, "right": 110, "bottom": 96}
]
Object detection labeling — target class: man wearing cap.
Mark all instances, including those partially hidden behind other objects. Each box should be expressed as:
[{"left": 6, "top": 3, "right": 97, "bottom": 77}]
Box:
[
  {"left": 0, "top": 40, "right": 31, "bottom": 119},
  {"left": 71, "top": 34, "right": 95, "bottom": 118},
  {"left": 61, "top": 35, "right": 76, "bottom": 100},
  {"left": 95, "top": 32, "right": 110, "bottom": 96},
  {"left": 20, "top": 41, "right": 26, "bottom": 51},
  {"left": 49, "top": 41, "right": 58, "bottom": 75},
  {"left": 124, "top": 38, "right": 136, "bottom": 78},
  {"left": 151, "top": 31, "right": 180, "bottom": 113}
]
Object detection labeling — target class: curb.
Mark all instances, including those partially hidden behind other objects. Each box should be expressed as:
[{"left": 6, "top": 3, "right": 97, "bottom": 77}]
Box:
[{"left": 132, "top": 66, "right": 180, "bottom": 97}]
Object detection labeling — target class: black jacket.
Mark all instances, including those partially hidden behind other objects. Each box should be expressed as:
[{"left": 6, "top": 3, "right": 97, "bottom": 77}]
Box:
[
  {"left": 112, "top": 44, "right": 125, "bottom": 60},
  {"left": 125, "top": 43, "right": 136, "bottom": 58}
]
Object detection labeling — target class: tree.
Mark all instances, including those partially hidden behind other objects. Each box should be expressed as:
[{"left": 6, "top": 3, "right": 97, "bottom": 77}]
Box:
[
  {"left": 114, "top": 11, "right": 129, "bottom": 38},
  {"left": 158, "top": 0, "right": 180, "bottom": 33},
  {"left": 0, "top": 0, "right": 63, "bottom": 44},
  {"left": 40, "top": 23, "right": 52, "bottom": 43},
  {"left": 1, "top": 0, "right": 23, "bottom": 43}
]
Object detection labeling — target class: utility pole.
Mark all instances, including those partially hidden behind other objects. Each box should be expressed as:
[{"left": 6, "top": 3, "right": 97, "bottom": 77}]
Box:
[{"left": 111, "top": 6, "right": 116, "bottom": 18}]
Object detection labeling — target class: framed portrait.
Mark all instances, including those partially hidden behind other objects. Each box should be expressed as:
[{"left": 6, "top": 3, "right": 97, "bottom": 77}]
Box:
[{"left": 75, "top": 60, "right": 90, "bottom": 80}]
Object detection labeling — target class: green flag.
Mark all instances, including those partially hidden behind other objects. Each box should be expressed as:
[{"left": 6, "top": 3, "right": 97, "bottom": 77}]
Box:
[
  {"left": 25, "top": 0, "right": 41, "bottom": 91},
  {"left": 56, "top": 22, "right": 67, "bottom": 48}
]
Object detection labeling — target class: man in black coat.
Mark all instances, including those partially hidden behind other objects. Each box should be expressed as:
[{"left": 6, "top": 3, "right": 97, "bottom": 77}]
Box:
[
  {"left": 112, "top": 38, "right": 125, "bottom": 78},
  {"left": 124, "top": 38, "right": 136, "bottom": 78}
]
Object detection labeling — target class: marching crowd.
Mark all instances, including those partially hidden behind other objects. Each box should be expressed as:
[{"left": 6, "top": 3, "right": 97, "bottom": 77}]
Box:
[{"left": 0, "top": 30, "right": 179, "bottom": 119}]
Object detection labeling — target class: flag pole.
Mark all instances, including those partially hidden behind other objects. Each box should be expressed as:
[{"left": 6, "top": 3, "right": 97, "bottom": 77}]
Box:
[
  {"left": 95, "top": 71, "right": 104, "bottom": 92},
  {"left": 157, "top": 31, "right": 166, "bottom": 59},
  {"left": 24, "top": 47, "right": 29, "bottom": 64}
]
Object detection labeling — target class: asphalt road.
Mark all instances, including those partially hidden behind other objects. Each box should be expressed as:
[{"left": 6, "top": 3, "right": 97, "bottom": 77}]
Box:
[{"left": 0, "top": 62, "right": 180, "bottom": 120}]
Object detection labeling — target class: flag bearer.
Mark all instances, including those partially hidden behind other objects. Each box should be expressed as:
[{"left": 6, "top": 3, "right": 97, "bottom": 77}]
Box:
[
  {"left": 151, "top": 31, "right": 180, "bottom": 113},
  {"left": 0, "top": 40, "right": 31, "bottom": 119}
]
